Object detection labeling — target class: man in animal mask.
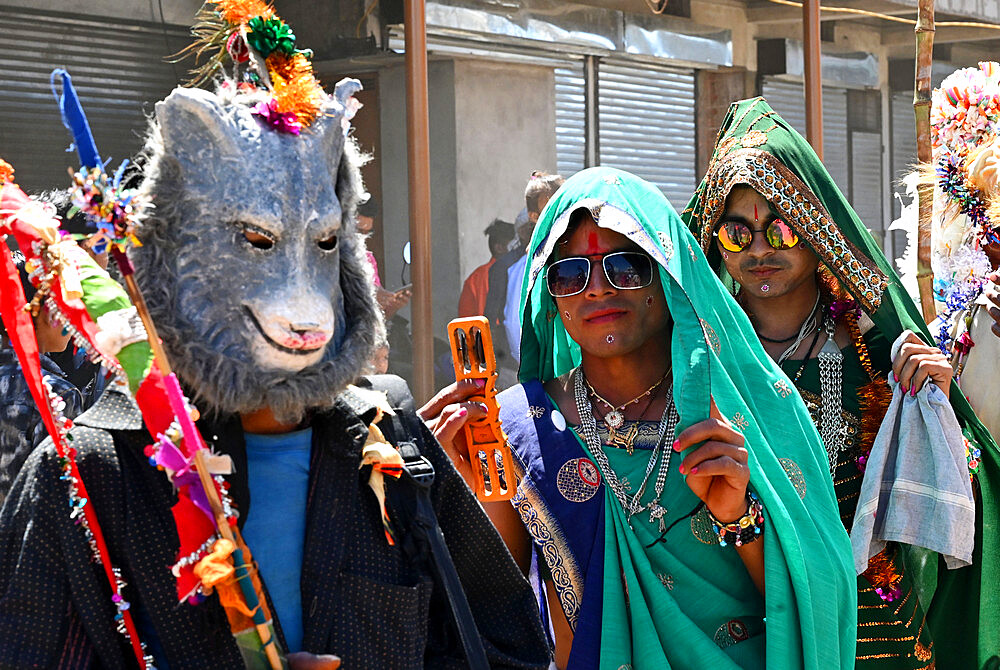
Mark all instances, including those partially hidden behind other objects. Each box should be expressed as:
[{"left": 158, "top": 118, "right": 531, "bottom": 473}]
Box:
[
  {"left": 0, "top": 5, "right": 548, "bottom": 668},
  {"left": 684, "top": 96, "right": 1000, "bottom": 669}
]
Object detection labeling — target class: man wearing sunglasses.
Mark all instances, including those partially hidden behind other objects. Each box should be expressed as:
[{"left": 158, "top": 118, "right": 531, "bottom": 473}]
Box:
[
  {"left": 421, "top": 166, "right": 857, "bottom": 668},
  {"left": 685, "top": 97, "right": 1000, "bottom": 668}
]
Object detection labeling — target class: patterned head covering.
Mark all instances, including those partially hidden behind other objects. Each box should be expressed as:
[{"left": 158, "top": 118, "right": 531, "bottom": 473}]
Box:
[{"left": 684, "top": 97, "right": 1000, "bottom": 667}]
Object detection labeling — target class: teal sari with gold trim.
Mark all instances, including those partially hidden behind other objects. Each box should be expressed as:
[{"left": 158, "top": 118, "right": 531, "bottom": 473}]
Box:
[{"left": 510, "top": 167, "right": 857, "bottom": 669}]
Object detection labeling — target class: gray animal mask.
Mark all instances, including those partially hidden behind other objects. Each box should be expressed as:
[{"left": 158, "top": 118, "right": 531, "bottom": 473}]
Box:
[{"left": 132, "top": 80, "right": 382, "bottom": 422}]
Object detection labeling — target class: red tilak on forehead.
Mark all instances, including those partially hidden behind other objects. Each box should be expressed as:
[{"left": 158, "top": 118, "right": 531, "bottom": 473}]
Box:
[
  {"left": 754, "top": 203, "right": 758, "bottom": 222},
  {"left": 584, "top": 231, "right": 607, "bottom": 255}
]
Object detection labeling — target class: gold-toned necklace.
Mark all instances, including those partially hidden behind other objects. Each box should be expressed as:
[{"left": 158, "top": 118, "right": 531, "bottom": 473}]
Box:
[{"left": 586, "top": 367, "right": 671, "bottom": 435}]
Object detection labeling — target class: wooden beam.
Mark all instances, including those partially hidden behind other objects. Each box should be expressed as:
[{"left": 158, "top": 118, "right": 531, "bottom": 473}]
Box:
[
  {"left": 882, "top": 24, "right": 1000, "bottom": 45},
  {"left": 747, "top": 0, "right": 915, "bottom": 24}
]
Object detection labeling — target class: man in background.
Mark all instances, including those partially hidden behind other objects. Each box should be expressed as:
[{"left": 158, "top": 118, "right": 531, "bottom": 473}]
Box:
[
  {"left": 457, "top": 218, "right": 514, "bottom": 318},
  {"left": 502, "top": 171, "right": 564, "bottom": 365},
  {"left": 358, "top": 197, "right": 411, "bottom": 319}
]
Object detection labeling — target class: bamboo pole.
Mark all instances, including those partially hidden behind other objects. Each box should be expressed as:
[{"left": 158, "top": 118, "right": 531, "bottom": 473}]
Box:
[
  {"left": 803, "top": 0, "right": 824, "bottom": 159},
  {"left": 915, "top": 0, "right": 937, "bottom": 323},
  {"left": 404, "top": 0, "right": 435, "bottom": 404}
]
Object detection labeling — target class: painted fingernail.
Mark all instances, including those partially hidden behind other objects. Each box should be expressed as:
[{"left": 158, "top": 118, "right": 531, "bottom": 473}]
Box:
[
  {"left": 911, "top": 386, "right": 917, "bottom": 397},
  {"left": 474, "top": 378, "right": 486, "bottom": 388},
  {"left": 690, "top": 467, "right": 699, "bottom": 474},
  {"left": 672, "top": 439, "right": 680, "bottom": 450},
  {"left": 477, "top": 403, "right": 488, "bottom": 413},
  {"left": 679, "top": 464, "right": 685, "bottom": 474},
  {"left": 893, "top": 373, "right": 899, "bottom": 382},
  {"left": 458, "top": 407, "right": 468, "bottom": 417},
  {"left": 901, "top": 385, "right": 908, "bottom": 394}
]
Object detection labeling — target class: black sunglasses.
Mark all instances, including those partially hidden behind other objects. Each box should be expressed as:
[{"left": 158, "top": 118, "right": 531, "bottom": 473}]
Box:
[{"left": 545, "top": 251, "right": 655, "bottom": 298}]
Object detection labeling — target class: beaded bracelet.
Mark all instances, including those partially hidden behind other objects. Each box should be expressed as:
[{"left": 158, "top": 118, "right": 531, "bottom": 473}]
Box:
[{"left": 708, "top": 491, "right": 765, "bottom": 548}]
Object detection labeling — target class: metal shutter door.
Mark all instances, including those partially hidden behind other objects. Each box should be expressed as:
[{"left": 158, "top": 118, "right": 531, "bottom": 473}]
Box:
[
  {"left": 850, "top": 131, "right": 883, "bottom": 238},
  {"left": 890, "top": 92, "right": 918, "bottom": 217},
  {"left": 597, "top": 61, "right": 696, "bottom": 213},
  {"left": 0, "top": 8, "right": 187, "bottom": 193},
  {"left": 555, "top": 64, "right": 586, "bottom": 179},
  {"left": 760, "top": 78, "right": 849, "bottom": 195}
]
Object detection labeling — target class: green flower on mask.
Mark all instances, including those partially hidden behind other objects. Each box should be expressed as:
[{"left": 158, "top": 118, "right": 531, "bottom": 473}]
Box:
[{"left": 247, "top": 16, "right": 297, "bottom": 58}]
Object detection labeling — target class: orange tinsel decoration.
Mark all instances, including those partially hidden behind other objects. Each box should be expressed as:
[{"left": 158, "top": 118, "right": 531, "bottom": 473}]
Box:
[
  {"left": 0, "top": 159, "right": 14, "bottom": 185},
  {"left": 845, "top": 312, "right": 894, "bottom": 452},
  {"left": 210, "top": 0, "right": 274, "bottom": 26},
  {"left": 266, "top": 52, "right": 324, "bottom": 126}
]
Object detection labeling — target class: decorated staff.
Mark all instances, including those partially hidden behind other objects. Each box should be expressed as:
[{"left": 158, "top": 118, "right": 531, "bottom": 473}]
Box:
[
  {"left": 50, "top": 68, "right": 286, "bottom": 669},
  {"left": 0, "top": 162, "right": 154, "bottom": 669}
]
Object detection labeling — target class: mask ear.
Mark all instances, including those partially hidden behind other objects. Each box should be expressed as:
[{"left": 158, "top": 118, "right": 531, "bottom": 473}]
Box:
[{"left": 154, "top": 88, "right": 243, "bottom": 170}]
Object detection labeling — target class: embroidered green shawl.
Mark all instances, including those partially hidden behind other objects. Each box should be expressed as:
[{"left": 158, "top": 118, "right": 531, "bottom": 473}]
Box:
[{"left": 683, "top": 97, "right": 1000, "bottom": 668}]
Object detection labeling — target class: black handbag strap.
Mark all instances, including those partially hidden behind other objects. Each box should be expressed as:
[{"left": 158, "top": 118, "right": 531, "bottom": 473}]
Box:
[
  {"left": 358, "top": 378, "right": 489, "bottom": 670},
  {"left": 394, "top": 441, "right": 490, "bottom": 670}
]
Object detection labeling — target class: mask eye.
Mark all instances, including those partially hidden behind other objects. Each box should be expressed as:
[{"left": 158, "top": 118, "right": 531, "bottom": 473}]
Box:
[
  {"left": 242, "top": 228, "right": 274, "bottom": 250},
  {"left": 317, "top": 234, "right": 338, "bottom": 251}
]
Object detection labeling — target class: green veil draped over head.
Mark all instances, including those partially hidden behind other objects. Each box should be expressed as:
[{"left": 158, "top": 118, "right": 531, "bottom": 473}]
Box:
[
  {"left": 516, "top": 166, "right": 857, "bottom": 668},
  {"left": 683, "top": 97, "right": 1000, "bottom": 669}
]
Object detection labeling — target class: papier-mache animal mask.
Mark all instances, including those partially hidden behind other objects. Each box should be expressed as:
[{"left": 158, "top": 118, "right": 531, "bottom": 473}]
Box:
[{"left": 132, "top": 1, "right": 381, "bottom": 422}]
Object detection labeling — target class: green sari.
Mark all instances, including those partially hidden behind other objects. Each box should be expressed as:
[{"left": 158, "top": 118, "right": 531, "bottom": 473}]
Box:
[
  {"left": 516, "top": 166, "right": 857, "bottom": 668},
  {"left": 683, "top": 97, "right": 1000, "bottom": 669}
]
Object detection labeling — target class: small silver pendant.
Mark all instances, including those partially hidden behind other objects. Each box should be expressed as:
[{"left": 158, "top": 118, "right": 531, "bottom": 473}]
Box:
[
  {"left": 648, "top": 503, "right": 668, "bottom": 532},
  {"left": 604, "top": 410, "right": 625, "bottom": 430}
]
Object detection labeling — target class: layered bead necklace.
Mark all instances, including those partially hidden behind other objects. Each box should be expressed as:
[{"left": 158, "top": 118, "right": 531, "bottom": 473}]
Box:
[{"left": 574, "top": 368, "right": 679, "bottom": 531}]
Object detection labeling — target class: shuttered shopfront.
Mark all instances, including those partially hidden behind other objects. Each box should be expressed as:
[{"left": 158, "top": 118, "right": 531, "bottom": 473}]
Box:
[
  {"left": 0, "top": 7, "right": 187, "bottom": 193},
  {"left": 555, "top": 60, "right": 697, "bottom": 213}
]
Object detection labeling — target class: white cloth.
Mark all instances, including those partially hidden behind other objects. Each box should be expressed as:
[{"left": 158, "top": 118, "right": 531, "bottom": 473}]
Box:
[
  {"left": 850, "top": 331, "right": 976, "bottom": 573},
  {"left": 504, "top": 253, "right": 528, "bottom": 363}
]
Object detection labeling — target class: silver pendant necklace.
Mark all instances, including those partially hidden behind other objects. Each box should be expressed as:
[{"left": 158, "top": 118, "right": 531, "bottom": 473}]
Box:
[{"left": 573, "top": 368, "right": 678, "bottom": 531}]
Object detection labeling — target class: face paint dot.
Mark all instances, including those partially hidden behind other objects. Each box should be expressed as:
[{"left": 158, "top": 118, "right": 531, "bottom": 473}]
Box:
[
  {"left": 761, "top": 284, "right": 770, "bottom": 293},
  {"left": 563, "top": 310, "right": 571, "bottom": 321},
  {"left": 606, "top": 334, "right": 615, "bottom": 344},
  {"left": 646, "top": 296, "right": 654, "bottom": 307}
]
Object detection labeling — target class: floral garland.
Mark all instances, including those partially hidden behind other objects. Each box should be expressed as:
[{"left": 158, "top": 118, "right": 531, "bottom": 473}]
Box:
[
  {"left": 183, "top": 0, "right": 326, "bottom": 134},
  {"left": 936, "top": 156, "right": 995, "bottom": 241}
]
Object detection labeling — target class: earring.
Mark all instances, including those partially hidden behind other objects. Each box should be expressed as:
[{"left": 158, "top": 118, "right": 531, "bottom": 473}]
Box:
[
  {"left": 563, "top": 310, "right": 571, "bottom": 321},
  {"left": 722, "top": 251, "right": 730, "bottom": 260}
]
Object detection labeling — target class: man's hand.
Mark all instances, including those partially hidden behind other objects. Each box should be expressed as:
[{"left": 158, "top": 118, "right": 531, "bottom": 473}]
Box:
[
  {"left": 673, "top": 398, "right": 750, "bottom": 523},
  {"left": 985, "top": 271, "right": 1000, "bottom": 339},
  {"left": 892, "top": 331, "right": 952, "bottom": 398},
  {"left": 376, "top": 287, "right": 411, "bottom": 319},
  {"left": 286, "top": 652, "right": 341, "bottom": 669},
  {"left": 418, "top": 379, "right": 487, "bottom": 488}
]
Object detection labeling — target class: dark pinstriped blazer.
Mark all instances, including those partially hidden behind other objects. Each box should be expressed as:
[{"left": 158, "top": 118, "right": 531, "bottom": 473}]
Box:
[{"left": 0, "top": 380, "right": 549, "bottom": 669}]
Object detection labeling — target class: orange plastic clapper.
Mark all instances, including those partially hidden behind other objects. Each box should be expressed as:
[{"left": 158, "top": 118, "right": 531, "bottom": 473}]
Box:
[{"left": 447, "top": 317, "right": 516, "bottom": 502}]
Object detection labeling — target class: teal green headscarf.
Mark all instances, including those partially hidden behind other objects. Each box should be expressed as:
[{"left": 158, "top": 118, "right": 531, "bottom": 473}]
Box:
[
  {"left": 684, "top": 97, "right": 1000, "bottom": 669},
  {"left": 517, "top": 166, "right": 857, "bottom": 668}
]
